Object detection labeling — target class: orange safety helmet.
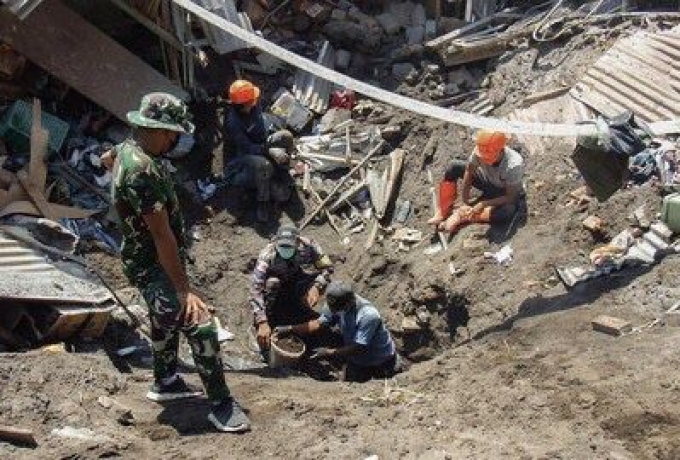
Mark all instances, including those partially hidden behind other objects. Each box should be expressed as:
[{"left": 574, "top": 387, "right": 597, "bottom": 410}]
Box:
[
  {"left": 227, "top": 79, "right": 261, "bottom": 105},
  {"left": 476, "top": 129, "right": 507, "bottom": 165}
]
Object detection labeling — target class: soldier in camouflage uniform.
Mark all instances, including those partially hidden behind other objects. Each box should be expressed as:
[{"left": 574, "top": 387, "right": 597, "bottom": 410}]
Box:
[{"left": 107, "top": 93, "right": 249, "bottom": 433}]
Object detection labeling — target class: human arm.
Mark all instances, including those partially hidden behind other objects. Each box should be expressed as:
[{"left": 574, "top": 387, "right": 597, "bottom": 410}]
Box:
[
  {"left": 143, "top": 209, "right": 208, "bottom": 320},
  {"left": 461, "top": 163, "right": 476, "bottom": 205},
  {"left": 276, "top": 318, "right": 326, "bottom": 337},
  {"left": 471, "top": 183, "right": 521, "bottom": 213},
  {"left": 250, "top": 250, "right": 273, "bottom": 348}
]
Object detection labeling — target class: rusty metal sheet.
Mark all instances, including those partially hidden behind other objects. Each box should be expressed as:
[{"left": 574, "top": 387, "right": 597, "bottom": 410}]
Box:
[
  {"left": 0, "top": 0, "right": 187, "bottom": 121},
  {"left": 570, "top": 29, "right": 680, "bottom": 124}
]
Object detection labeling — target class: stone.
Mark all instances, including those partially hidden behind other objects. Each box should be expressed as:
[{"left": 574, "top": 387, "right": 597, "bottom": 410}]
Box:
[
  {"left": 583, "top": 215, "right": 606, "bottom": 234},
  {"left": 402, "top": 317, "right": 422, "bottom": 333},
  {"left": 389, "top": 1, "right": 416, "bottom": 27},
  {"left": 393, "top": 63, "right": 416, "bottom": 80},
  {"left": 330, "top": 8, "right": 347, "bottom": 21},
  {"left": 448, "top": 67, "right": 477, "bottom": 89},
  {"left": 406, "top": 26, "right": 425, "bottom": 45},
  {"left": 405, "top": 69, "right": 420, "bottom": 85},
  {"left": 591, "top": 315, "right": 632, "bottom": 336},
  {"left": 376, "top": 13, "right": 401, "bottom": 35},
  {"left": 97, "top": 396, "right": 134, "bottom": 425},
  {"left": 411, "top": 4, "right": 426, "bottom": 27},
  {"left": 444, "top": 82, "right": 460, "bottom": 96}
]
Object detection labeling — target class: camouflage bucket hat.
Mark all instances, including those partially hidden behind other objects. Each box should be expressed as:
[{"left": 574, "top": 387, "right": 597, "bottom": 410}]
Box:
[{"left": 126, "top": 92, "right": 195, "bottom": 134}]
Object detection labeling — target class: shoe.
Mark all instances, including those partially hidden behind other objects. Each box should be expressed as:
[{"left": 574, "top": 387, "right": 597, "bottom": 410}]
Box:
[
  {"left": 208, "top": 398, "right": 251, "bottom": 433},
  {"left": 146, "top": 376, "right": 203, "bottom": 402},
  {"left": 256, "top": 201, "right": 271, "bottom": 223}
]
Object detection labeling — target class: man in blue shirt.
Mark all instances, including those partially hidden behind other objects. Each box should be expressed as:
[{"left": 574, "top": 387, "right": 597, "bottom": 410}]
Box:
[
  {"left": 223, "top": 79, "right": 294, "bottom": 222},
  {"left": 275, "top": 281, "right": 401, "bottom": 382}
]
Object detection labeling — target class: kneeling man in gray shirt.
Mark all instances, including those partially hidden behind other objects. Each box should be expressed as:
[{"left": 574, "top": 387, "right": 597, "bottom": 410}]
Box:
[{"left": 274, "top": 281, "right": 401, "bottom": 382}]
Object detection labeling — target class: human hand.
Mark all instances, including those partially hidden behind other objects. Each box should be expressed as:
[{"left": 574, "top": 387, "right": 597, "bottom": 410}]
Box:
[
  {"left": 101, "top": 150, "right": 116, "bottom": 170},
  {"left": 472, "top": 201, "right": 486, "bottom": 215},
  {"left": 273, "top": 325, "right": 293, "bottom": 338},
  {"left": 179, "top": 290, "right": 214, "bottom": 325},
  {"left": 257, "top": 322, "right": 272, "bottom": 350},
  {"left": 309, "top": 347, "right": 334, "bottom": 360},
  {"left": 458, "top": 205, "right": 474, "bottom": 219},
  {"left": 305, "top": 285, "right": 321, "bottom": 308}
]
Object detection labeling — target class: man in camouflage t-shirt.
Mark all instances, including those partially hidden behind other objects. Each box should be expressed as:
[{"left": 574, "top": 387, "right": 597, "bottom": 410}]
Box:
[{"left": 107, "top": 93, "right": 249, "bottom": 433}]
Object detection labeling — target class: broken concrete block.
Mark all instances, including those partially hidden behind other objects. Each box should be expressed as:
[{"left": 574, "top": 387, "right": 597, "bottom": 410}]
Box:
[
  {"left": 393, "top": 63, "right": 416, "bottom": 80},
  {"left": 411, "top": 4, "right": 426, "bottom": 27},
  {"left": 592, "top": 315, "right": 632, "bottom": 336},
  {"left": 376, "top": 13, "right": 401, "bottom": 35},
  {"left": 406, "top": 26, "right": 425, "bottom": 45},
  {"left": 583, "top": 215, "right": 606, "bottom": 234},
  {"left": 402, "top": 317, "right": 422, "bottom": 333},
  {"left": 330, "top": 8, "right": 347, "bottom": 21},
  {"left": 651, "top": 222, "right": 674, "bottom": 243}
]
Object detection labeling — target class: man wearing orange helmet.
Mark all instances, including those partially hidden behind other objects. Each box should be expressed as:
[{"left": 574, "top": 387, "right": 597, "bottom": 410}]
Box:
[
  {"left": 428, "top": 130, "right": 524, "bottom": 234},
  {"left": 223, "top": 79, "right": 294, "bottom": 222}
]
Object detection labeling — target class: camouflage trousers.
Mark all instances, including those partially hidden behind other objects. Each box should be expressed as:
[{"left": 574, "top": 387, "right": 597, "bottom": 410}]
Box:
[{"left": 138, "top": 270, "right": 230, "bottom": 402}]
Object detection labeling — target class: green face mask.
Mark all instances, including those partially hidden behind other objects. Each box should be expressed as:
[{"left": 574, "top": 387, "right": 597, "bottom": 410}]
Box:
[{"left": 277, "top": 245, "right": 296, "bottom": 260}]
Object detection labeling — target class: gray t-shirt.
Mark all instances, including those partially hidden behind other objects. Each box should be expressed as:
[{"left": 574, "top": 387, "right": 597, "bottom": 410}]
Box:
[
  {"left": 318, "top": 295, "right": 396, "bottom": 367},
  {"left": 469, "top": 146, "right": 524, "bottom": 190}
]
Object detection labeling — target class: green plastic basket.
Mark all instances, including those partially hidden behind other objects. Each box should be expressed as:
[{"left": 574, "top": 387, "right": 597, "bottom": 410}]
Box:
[{"left": 0, "top": 100, "right": 70, "bottom": 153}]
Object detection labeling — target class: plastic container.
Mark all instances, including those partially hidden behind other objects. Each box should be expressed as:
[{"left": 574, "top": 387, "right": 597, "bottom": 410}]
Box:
[
  {"left": 661, "top": 192, "right": 680, "bottom": 233},
  {"left": 0, "top": 100, "right": 70, "bottom": 153},
  {"left": 269, "top": 334, "right": 306, "bottom": 368}
]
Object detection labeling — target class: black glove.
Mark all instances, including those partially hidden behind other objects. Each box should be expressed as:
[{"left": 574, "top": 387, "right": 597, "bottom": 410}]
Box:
[
  {"left": 309, "top": 347, "right": 333, "bottom": 360},
  {"left": 273, "top": 325, "right": 293, "bottom": 337}
]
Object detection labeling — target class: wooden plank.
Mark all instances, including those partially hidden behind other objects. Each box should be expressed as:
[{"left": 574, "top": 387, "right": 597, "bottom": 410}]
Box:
[
  {"left": 16, "top": 170, "right": 56, "bottom": 220},
  {"left": 16, "top": 171, "right": 96, "bottom": 220},
  {"left": 0, "top": 0, "right": 187, "bottom": 121},
  {"left": 29, "top": 99, "right": 49, "bottom": 192}
]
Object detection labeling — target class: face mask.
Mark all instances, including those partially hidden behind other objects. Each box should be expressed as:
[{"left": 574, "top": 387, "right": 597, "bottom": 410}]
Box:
[
  {"left": 276, "top": 245, "right": 296, "bottom": 260},
  {"left": 163, "top": 133, "right": 180, "bottom": 155}
]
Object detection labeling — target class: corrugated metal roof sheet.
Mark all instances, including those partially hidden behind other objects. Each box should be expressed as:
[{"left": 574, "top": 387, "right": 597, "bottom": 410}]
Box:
[
  {"left": 509, "top": 94, "right": 595, "bottom": 157},
  {"left": 1, "top": 0, "right": 44, "bottom": 19},
  {"left": 0, "top": 231, "right": 112, "bottom": 304},
  {"left": 570, "top": 29, "right": 680, "bottom": 124},
  {"left": 0, "top": 233, "right": 55, "bottom": 272}
]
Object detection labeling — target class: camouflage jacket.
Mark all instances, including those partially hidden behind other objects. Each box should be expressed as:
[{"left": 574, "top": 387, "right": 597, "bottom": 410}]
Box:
[
  {"left": 250, "top": 236, "right": 333, "bottom": 323},
  {"left": 112, "top": 139, "right": 187, "bottom": 286}
]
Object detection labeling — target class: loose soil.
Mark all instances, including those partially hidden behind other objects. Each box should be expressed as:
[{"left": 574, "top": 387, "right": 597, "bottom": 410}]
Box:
[
  {"left": 273, "top": 336, "right": 305, "bottom": 355},
  {"left": 3, "top": 18, "right": 680, "bottom": 460}
]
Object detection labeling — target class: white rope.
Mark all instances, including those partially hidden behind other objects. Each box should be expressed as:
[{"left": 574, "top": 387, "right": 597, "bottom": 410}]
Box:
[{"left": 172, "top": 0, "right": 661, "bottom": 138}]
